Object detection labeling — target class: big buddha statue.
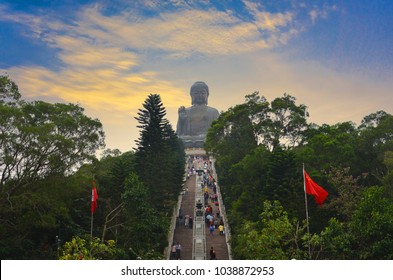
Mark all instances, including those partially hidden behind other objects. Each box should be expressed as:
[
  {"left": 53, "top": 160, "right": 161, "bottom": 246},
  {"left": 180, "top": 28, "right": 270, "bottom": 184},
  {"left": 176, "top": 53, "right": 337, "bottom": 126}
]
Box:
[{"left": 176, "top": 81, "right": 219, "bottom": 148}]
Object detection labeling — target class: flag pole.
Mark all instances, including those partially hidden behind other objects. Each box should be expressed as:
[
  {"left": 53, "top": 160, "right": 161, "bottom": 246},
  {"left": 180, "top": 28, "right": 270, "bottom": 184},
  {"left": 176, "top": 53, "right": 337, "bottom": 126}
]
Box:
[
  {"left": 90, "top": 178, "right": 95, "bottom": 239},
  {"left": 303, "top": 163, "right": 311, "bottom": 259},
  {"left": 91, "top": 208, "right": 94, "bottom": 239}
]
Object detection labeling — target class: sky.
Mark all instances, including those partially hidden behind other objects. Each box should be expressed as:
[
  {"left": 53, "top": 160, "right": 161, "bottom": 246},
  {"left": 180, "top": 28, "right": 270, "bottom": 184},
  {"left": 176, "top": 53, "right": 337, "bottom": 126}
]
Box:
[{"left": 1, "top": 0, "right": 392, "bottom": 154}]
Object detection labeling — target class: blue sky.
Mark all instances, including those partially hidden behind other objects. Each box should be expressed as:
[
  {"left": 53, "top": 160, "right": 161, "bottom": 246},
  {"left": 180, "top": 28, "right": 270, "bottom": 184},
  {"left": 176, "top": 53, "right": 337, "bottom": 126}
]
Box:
[{"left": 1, "top": 0, "right": 392, "bottom": 153}]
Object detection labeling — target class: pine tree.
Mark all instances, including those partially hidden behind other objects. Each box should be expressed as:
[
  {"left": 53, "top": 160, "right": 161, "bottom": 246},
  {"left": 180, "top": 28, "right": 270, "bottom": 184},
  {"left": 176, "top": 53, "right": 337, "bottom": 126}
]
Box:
[
  {"left": 134, "top": 94, "right": 184, "bottom": 213},
  {"left": 135, "top": 94, "right": 168, "bottom": 153}
]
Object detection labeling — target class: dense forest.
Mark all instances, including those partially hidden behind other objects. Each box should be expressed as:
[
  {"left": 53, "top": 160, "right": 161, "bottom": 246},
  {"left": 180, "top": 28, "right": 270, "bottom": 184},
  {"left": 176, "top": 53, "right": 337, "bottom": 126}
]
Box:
[
  {"left": 0, "top": 75, "right": 185, "bottom": 259},
  {"left": 205, "top": 92, "right": 393, "bottom": 259},
  {"left": 1, "top": 74, "right": 392, "bottom": 259}
]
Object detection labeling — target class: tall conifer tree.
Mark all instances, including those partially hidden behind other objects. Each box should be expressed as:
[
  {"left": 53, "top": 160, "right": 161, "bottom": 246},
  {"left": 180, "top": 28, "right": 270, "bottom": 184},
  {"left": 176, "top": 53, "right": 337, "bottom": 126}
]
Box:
[{"left": 134, "top": 94, "right": 184, "bottom": 213}]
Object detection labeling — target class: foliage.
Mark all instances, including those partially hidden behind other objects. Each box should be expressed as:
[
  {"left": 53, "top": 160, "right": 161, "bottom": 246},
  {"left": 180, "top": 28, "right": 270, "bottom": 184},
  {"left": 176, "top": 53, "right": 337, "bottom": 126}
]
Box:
[
  {"left": 0, "top": 74, "right": 21, "bottom": 104},
  {"left": 134, "top": 94, "right": 185, "bottom": 214},
  {"left": 357, "top": 112, "right": 393, "bottom": 185},
  {"left": 0, "top": 174, "right": 95, "bottom": 259},
  {"left": 300, "top": 122, "right": 359, "bottom": 172},
  {"left": 349, "top": 186, "right": 393, "bottom": 259},
  {"left": 211, "top": 90, "right": 393, "bottom": 260},
  {"left": 207, "top": 91, "right": 309, "bottom": 153},
  {"left": 206, "top": 92, "right": 307, "bottom": 193},
  {"left": 382, "top": 151, "right": 393, "bottom": 197},
  {"left": 0, "top": 75, "right": 105, "bottom": 259},
  {"left": 224, "top": 146, "right": 304, "bottom": 228},
  {"left": 59, "top": 235, "right": 126, "bottom": 260},
  {"left": 258, "top": 93, "right": 308, "bottom": 151},
  {"left": 121, "top": 173, "right": 169, "bottom": 258},
  {"left": 232, "top": 200, "right": 306, "bottom": 259},
  {"left": 205, "top": 92, "right": 260, "bottom": 187},
  {"left": 323, "top": 167, "right": 362, "bottom": 222},
  {"left": 0, "top": 100, "right": 105, "bottom": 192},
  {"left": 317, "top": 218, "right": 352, "bottom": 259},
  {"left": 205, "top": 93, "right": 260, "bottom": 160}
]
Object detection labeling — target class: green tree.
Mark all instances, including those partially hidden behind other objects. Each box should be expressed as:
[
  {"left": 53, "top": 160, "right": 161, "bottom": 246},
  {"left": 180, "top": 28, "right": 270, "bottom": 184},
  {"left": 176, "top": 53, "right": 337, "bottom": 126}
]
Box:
[
  {"left": 0, "top": 75, "right": 105, "bottom": 259},
  {"left": 349, "top": 186, "right": 393, "bottom": 259},
  {"left": 66, "top": 150, "right": 168, "bottom": 259},
  {"left": 318, "top": 218, "right": 352, "bottom": 259},
  {"left": 324, "top": 167, "right": 362, "bottom": 222},
  {"left": 357, "top": 112, "right": 393, "bottom": 186},
  {"left": 300, "top": 122, "right": 359, "bottom": 172},
  {"left": 121, "top": 173, "right": 168, "bottom": 259},
  {"left": 382, "top": 151, "right": 393, "bottom": 197},
  {"left": 205, "top": 93, "right": 261, "bottom": 187},
  {"left": 233, "top": 200, "right": 305, "bottom": 259},
  {"left": 224, "top": 146, "right": 270, "bottom": 224},
  {"left": 59, "top": 235, "right": 125, "bottom": 260},
  {"left": 225, "top": 146, "right": 303, "bottom": 226},
  {"left": 206, "top": 92, "right": 308, "bottom": 188},
  {"left": 259, "top": 93, "right": 308, "bottom": 151},
  {"left": 0, "top": 100, "right": 105, "bottom": 191},
  {"left": 134, "top": 94, "right": 184, "bottom": 214},
  {"left": 358, "top": 110, "right": 390, "bottom": 129},
  {"left": 162, "top": 122, "right": 186, "bottom": 203},
  {"left": 134, "top": 94, "right": 168, "bottom": 209},
  {"left": 84, "top": 151, "right": 136, "bottom": 243},
  {"left": 0, "top": 74, "right": 21, "bottom": 105}
]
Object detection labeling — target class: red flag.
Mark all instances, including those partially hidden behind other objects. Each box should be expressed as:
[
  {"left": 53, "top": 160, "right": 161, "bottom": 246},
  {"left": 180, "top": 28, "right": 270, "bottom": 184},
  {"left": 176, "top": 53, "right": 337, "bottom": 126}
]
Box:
[
  {"left": 304, "top": 170, "right": 328, "bottom": 205},
  {"left": 91, "top": 181, "right": 98, "bottom": 214}
]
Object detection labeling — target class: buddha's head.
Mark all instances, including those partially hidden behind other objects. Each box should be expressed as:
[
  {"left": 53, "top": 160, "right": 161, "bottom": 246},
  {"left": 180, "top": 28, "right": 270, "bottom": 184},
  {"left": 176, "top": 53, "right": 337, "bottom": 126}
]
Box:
[{"left": 190, "top": 81, "right": 209, "bottom": 105}]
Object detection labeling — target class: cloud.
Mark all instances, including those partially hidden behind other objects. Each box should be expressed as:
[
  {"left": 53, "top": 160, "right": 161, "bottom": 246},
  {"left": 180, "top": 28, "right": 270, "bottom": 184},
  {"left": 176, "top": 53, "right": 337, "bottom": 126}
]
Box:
[
  {"left": 309, "top": 5, "right": 338, "bottom": 24},
  {"left": 0, "top": 1, "right": 351, "bottom": 152},
  {"left": 0, "top": 1, "right": 309, "bottom": 112},
  {"left": 1, "top": 4, "right": 191, "bottom": 110},
  {"left": 67, "top": 5, "right": 299, "bottom": 57},
  {"left": 243, "top": 0, "right": 293, "bottom": 30}
]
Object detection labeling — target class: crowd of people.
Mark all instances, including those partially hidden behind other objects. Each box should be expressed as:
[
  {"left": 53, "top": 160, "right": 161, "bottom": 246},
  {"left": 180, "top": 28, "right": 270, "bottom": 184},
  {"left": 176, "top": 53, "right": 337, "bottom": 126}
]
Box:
[
  {"left": 201, "top": 160, "right": 225, "bottom": 260},
  {"left": 172, "top": 155, "right": 226, "bottom": 260}
]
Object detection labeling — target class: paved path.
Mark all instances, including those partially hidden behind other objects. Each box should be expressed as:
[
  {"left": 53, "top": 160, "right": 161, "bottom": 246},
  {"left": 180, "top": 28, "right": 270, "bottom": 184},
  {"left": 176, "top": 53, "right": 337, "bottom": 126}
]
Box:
[
  {"left": 170, "top": 175, "right": 195, "bottom": 260},
  {"left": 205, "top": 182, "right": 228, "bottom": 260},
  {"left": 170, "top": 156, "right": 230, "bottom": 260}
]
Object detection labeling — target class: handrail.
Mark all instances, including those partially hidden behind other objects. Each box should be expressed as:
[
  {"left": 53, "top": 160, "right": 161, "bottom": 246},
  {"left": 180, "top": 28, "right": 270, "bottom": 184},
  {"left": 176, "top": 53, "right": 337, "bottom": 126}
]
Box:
[{"left": 192, "top": 169, "right": 206, "bottom": 259}]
